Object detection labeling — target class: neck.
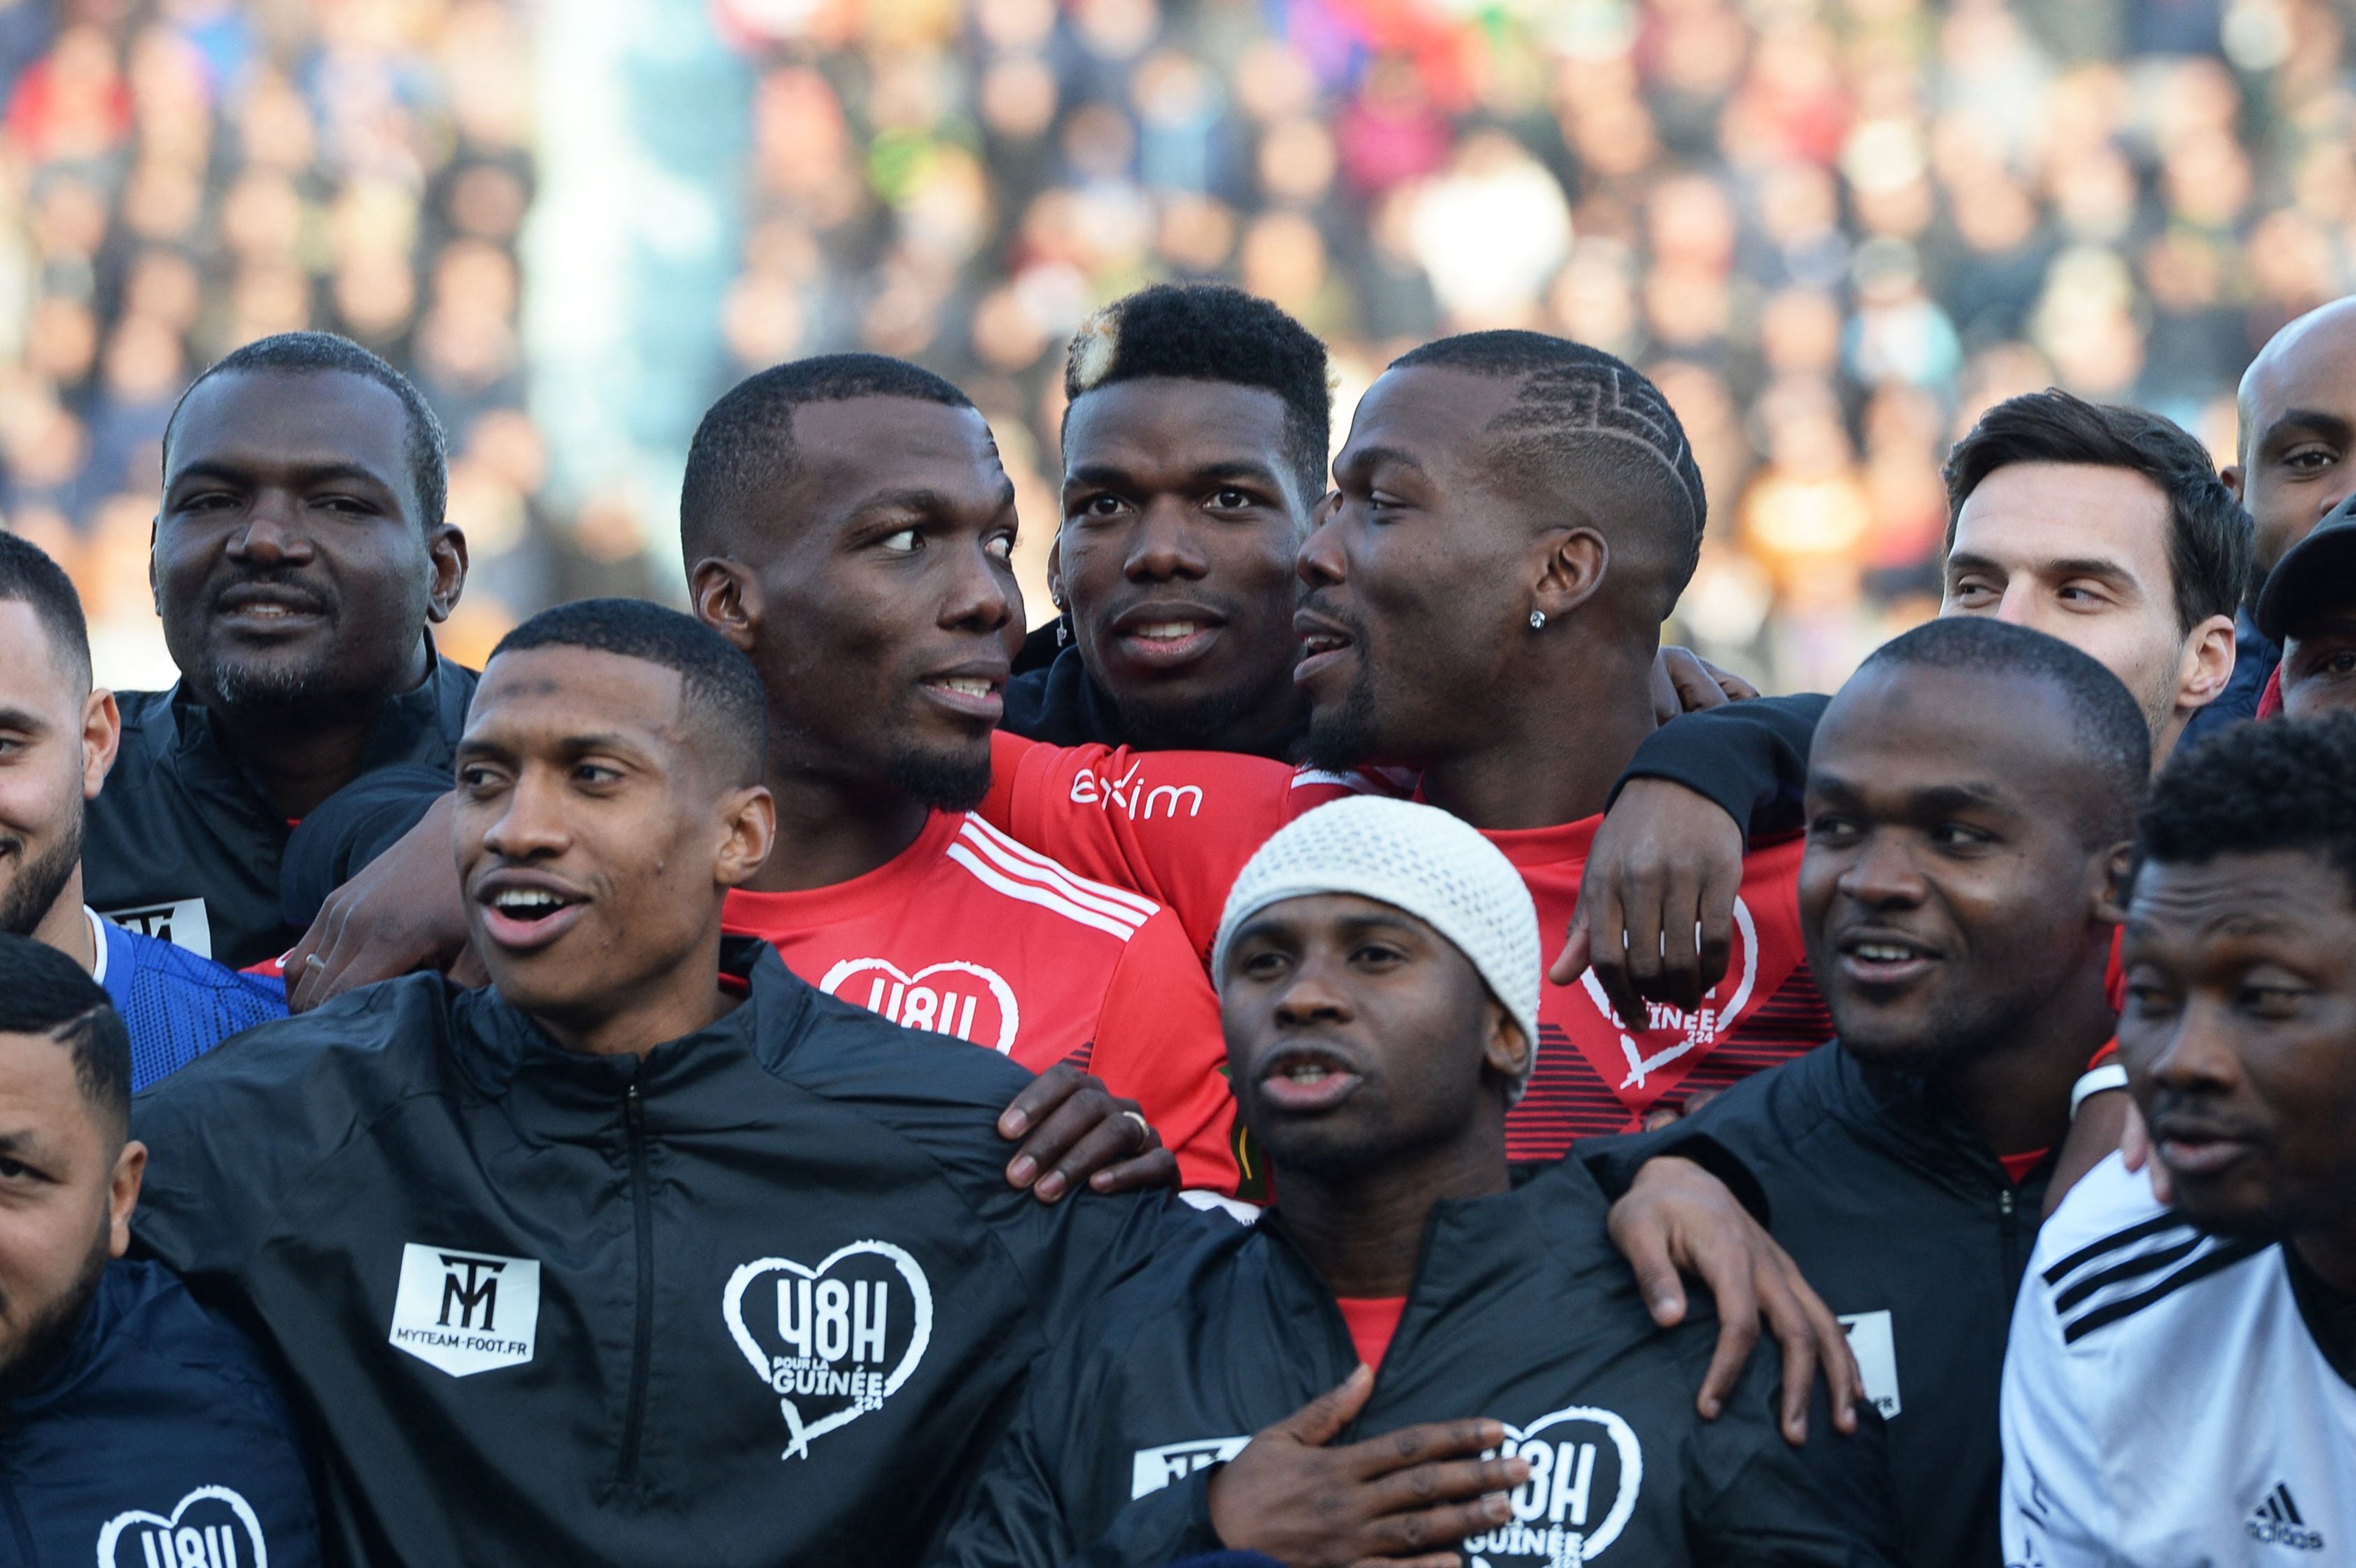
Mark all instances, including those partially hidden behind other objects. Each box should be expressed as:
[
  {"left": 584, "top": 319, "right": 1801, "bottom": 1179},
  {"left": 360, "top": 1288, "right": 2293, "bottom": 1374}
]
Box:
[
  {"left": 2292, "top": 1229, "right": 2356, "bottom": 1300},
  {"left": 1417, "top": 645, "right": 1658, "bottom": 830},
  {"left": 1118, "top": 671, "right": 1306, "bottom": 759},
  {"left": 532, "top": 927, "right": 736, "bottom": 1059},
  {"left": 1928, "top": 940, "right": 2118, "bottom": 1158},
  {"left": 202, "top": 638, "right": 431, "bottom": 819},
  {"left": 1275, "top": 1119, "right": 1511, "bottom": 1298},
  {"left": 747, "top": 748, "right": 933, "bottom": 893},
  {"left": 34, "top": 870, "right": 95, "bottom": 972}
]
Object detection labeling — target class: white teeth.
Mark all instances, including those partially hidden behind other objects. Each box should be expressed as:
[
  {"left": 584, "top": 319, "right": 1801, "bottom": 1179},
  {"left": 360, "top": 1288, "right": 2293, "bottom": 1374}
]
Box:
[
  {"left": 930, "top": 678, "right": 993, "bottom": 698},
  {"left": 1132, "top": 622, "right": 1201, "bottom": 640},
  {"left": 1302, "top": 634, "right": 1347, "bottom": 653},
  {"left": 1285, "top": 1064, "right": 1331, "bottom": 1081},
  {"left": 494, "top": 890, "right": 566, "bottom": 915},
  {"left": 1855, "top": 944, "right": 1917, "bottom": 962}
]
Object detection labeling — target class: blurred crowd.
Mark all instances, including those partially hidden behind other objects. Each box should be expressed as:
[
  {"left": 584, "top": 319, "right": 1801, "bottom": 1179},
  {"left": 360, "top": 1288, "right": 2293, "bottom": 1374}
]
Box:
[{"left": 4, "top": 0, "right": 2353, "bottom": 691}]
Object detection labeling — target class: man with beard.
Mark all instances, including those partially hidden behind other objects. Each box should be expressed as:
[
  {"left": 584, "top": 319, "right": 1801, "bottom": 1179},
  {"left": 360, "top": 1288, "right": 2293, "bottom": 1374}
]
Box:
[
  {"left": 129, "top": 599, "right": 1208, "bottom": 1566},
  {"left": 0, "top": 934, "right": 317, "bottom": 1567},
  {"left": 0, "top": 532, "right": 284, "bottom": 1087},
  {"left": 2003, "top": 715, "right": 2356, "bottom": 1564},
  {"left": 935, "top": 798, "right": 1898, "bottom": 1568},
  {"left": 1589, "top": 617, "right": 2151, "bottom": 1568},
  {"left": 682, "top": 356, "right": 1240, "bottom": 1194},
  {"left": 86, "top": 331, "right": 471, "bottom": 967}
]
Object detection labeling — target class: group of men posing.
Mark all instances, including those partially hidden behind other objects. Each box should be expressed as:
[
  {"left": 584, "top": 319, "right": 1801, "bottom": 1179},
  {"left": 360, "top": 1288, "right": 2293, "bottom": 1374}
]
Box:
[{"left": 5, "top": 280, "right": 2356, "bottom": 1568}]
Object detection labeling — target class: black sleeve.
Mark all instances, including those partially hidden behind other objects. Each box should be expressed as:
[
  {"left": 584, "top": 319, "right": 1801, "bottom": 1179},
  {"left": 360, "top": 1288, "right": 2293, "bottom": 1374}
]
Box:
[
  {"left": 1611, "top": 694, "right": 1829, "bottom": 844},
  {"left": 1574, "top": 1129, "right": 1773, "bottom": 1229},
  {"left": 279, "top": 763, "right": 453, "bottom": 926},
  {"left": 1690, "top": 1355, "right": 1905, "bottom": 1567}
]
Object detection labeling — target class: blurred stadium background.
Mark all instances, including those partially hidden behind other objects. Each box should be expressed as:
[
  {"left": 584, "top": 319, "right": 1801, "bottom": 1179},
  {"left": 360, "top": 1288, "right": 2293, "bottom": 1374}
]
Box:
[{"left": 1, "top": 0, "right": 2344, "bottom": 692}]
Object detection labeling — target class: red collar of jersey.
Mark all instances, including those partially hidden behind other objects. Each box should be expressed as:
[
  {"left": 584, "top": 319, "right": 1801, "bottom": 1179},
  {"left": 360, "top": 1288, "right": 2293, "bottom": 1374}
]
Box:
[
  {"left": 723, "top": 810, "right": 965, "bottom": 927},
  {"left": 1401, "top": 791, "right": 1605, "bottom": 868}
]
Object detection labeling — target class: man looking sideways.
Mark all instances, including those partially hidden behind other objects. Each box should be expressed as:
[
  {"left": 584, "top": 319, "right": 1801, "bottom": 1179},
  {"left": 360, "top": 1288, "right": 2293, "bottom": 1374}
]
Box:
[
  {"left": 2004, "top": 716, "right": 2356, "bottom": 1563},
  {"left": 1009, "top": 284, "right": 1329, "bottom": 761},
  {"left": 89, "top": 331, "right": 471, "bottom": 967},
  {"left": 1593, "top": 617, "right": 2149, "bottom": 1568},
  {"left": 129, "top": 600, "right": 1206, "bottom": 1566},
  {"left": 0, "top": 935, "right": 318, "bottom": 1567},
  {"left": 937, "top": 798, "right": 1897, "bottom": 1568},
  {"left": 681, "top": 354, "right": 1241, "bottom": 1194},
  {"left": 0, "top": 532, "right": 284, "bottom": 1087}
]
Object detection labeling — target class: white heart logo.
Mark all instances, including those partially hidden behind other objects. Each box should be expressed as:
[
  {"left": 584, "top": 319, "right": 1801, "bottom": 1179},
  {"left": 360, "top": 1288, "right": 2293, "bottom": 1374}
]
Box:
[
  {"left": 1464, "top": 1405, "right": 1644, "bottom": 1566},
  {"left": 97, "top": 1485, "right": 269, "bottom": 1568},
  {"left": 722, "top": 1240, "right": 934, "bottom": 1461},
  {"left": 818, "top": 957, "right": 1022, "bottom": 1054}
]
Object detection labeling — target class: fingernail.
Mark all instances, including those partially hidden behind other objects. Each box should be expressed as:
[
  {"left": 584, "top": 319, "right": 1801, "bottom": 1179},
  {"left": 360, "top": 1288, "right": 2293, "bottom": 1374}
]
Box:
[
  {"left": 1485, "top": 1494, "right": 1510, "bottom": 1520},
  {"left": 1037, "top": 1171, "right": 1065, "bottom": 1200},
  {"left": 1001, "top": 1111, "right": 1027, "bottom": 1136},
  {"left": 1699, "top": 1396, "right": 1720, "bottom": 1419},
  {"left": 1007, "top": 1156, "right": 1036, "bottom": 1185}
]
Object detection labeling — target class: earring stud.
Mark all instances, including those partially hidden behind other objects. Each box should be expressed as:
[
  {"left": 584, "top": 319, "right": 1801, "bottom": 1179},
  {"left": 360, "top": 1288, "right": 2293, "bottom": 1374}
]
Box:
[{"left": 1529, "top": 610, "right": 1546, "bottom": 631}]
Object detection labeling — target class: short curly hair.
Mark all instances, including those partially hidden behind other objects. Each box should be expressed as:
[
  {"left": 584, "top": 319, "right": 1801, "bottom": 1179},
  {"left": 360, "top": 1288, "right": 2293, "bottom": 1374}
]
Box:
[
  {"left": 1063, "top": 284, "right": 1331, "bottom": 507},
  {"left": 2135, "top": 714, "right": 2356, "bottom": 906}
]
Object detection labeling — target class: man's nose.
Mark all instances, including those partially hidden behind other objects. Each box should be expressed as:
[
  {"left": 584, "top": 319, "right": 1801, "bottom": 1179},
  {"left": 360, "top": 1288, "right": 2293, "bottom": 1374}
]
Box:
[
  {"left": 226, "top": 499, "right": 315, "bottom": 566},
  {"left": 1123, "top": 499, "right": 1208, "bottom": 582}
]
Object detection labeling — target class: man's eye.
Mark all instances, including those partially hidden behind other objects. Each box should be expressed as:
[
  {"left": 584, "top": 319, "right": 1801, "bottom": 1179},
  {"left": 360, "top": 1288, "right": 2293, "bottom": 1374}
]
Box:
[
  {"left": 1807, "top": 814, "right": 1857, "bottom": 840},
  {"left": 1209, "top": 488, "right": 1251, "bottom": 511},
  {"left": 1352, "top": 944, "right": 1405, "bottom": 967},
  {"left": 879, "top": 529, "right": 922, "bottom": 554},
  {"left": 575, "top": 763, "right": 622, "bottom": 785},
  {"left": 2321, "top": 651, "right": 2356, "bottom": 677},
  {"left": 0, "top": 1157, "right": 28, "bottom": 1180},
  {"left": 1931, "top": 822, "right": 1991, "bottom": 849},
  {"left": 458, "top": 765, "right": 498, "bottom": 789},
  {"left": 1078, "top": 495, "right": 1125, "bottom": 520},
  {"left": 2055, "top": 583, "right": 2109, "bottom": 607},
  {"left": 985, "top": 534, "right": 1015, "bottom": 564},
  {"left": 2283, "top": 446, "right": 2336, "bottom": 473},
  {"left": 1241, "top": 950, "right": 1288, "bottom": 978}
]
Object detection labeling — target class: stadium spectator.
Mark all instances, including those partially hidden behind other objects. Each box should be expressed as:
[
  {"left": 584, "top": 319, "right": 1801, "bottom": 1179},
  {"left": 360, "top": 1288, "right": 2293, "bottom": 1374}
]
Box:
[
  {"left": 129, "top": 599, "right": 1210, "bottom": 1566},
  {"left": 935, "top": 797, "right": 1898, "bottom": 1568},
  {"left": 0, "top": 529, "right": 282, "bottom": 1086},
  {"left": 83, "top": 332, "right": 471, "bottom": 969},
  {"left": 1592, "top": 616, "right": 2150, "bottom": 1568},
  {"left": 2003, "top": 716, "right": 2356, "bottom": 1565},
  {"left": 0, "top": 933, "right": 317, "bottom": 1567}
]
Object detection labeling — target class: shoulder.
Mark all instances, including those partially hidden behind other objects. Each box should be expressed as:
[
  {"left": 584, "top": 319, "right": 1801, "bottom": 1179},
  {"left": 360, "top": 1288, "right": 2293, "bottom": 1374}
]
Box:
[
  {"left": 2024, "top": 1154, "right": 2274, "bottom": 1351},
  {"left": 122, "top": 928, "right": 286, "bottom": 1006},
  {"left": 94, "top": 688, "right": 180, "bottom": 772},
  {"left": 1680, "top": 1041, "right": 1843, "bottom": 1147},
  {"left": 86, "top": 1260, "right": 292, "bottom": 1412},
  {"left": 943, "top": 814, "right": 1166, "bottom": 942}
]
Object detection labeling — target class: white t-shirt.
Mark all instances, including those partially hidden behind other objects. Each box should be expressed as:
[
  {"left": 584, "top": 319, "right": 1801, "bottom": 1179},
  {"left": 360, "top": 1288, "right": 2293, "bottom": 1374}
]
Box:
[{"left": 2002, "top": 1153, "right": 2356, "bottom": 1565}]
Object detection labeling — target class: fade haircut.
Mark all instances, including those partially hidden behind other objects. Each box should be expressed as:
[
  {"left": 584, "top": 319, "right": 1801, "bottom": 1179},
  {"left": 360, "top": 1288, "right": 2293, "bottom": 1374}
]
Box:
[
  {"left": 1858, "top": 617, "right": 2151, "bottom": 845},
  {"left": 0, "top": 532, "right": 92, "bottom": 690},
  {"left": 1062, "top": 284, "right": 1333, "bottom": 507},
  {"left": 488, "top": 598, "right": 769, "bottom": 788},
  {"left": 163, "top": 332, "right": 449, "bottom": 532},
  {"left": 1388, "top": 332, "right": 1706, "bottom": 615},
  {"left": 1943, "top": 390, "right": 2251, "bottom": 636},
  {"left": 680, "top": 354, "right": 976, "bottom": 564},
  {"left": 2136, "top": 713, "right": 2356, "bottom": 909},
  {"left": 0, "top": 932, "right": 129, "bottom": 1143}
]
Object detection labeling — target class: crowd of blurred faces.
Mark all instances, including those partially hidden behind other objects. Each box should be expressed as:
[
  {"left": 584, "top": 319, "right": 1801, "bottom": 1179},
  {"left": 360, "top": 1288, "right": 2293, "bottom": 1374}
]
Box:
[{"left": 3, "top": 0, "right": 2350, "bottom": 691}]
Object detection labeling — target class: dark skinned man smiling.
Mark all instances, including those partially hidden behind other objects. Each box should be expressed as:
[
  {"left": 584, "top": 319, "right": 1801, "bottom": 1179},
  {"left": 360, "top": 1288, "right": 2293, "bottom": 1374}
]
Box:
[
  {"left": 128, "top": 599, "right": 1211, "bottom": 1567},
  {"left": 86, "top": 332, "right": 470, "bottom": 968}
]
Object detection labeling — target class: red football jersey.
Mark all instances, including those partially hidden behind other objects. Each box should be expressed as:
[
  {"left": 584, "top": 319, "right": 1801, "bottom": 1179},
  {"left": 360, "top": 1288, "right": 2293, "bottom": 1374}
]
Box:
[
  {"left": 982, "top": 733, "right": 1831, "bottom": 1159},
  {"left": 722, "top": 808, "right": 1242, "bottom": 1194}
]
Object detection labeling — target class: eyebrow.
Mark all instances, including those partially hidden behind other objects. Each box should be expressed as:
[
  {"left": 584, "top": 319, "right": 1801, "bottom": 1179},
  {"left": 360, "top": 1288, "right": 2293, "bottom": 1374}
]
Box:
[
  {"left": 1336, "top": 444, "right": 1429, "bottom": 481},
  {"left": 845, "top": 482, "right": 1017, "bottom": 522},
  {"left": 456, "top": 729, "right": 657, "bottom": 761},
  {"left": 0, "top": 1128, "right": 52, "bottom": 1159},
  {"left": 164, "top": 458, "right": 400, "bottom": 494},
  {"left": 1064, "top": 459, "right": 1286, "bottom": 492},
  {"left": 0, "top": 705, "right": 52, "bottom": 735},
  {"left": 2260, "top": 407, "right": 2353, "bottom": 450},
  {"left": 1810, "top": 773, "right": 2010, "bottom": 814}
]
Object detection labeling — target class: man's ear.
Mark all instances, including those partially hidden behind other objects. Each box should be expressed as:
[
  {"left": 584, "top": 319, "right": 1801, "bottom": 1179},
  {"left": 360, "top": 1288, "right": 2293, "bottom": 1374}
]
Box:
[
  {"left": 425, "top": 525, "right": 469, "bottom": 624},
  {"left": 1045, "top": 534, "right": 1067, "bottom": 615},
  {"left": 1483, "top": 1004, "right": 1532, "bottom": 1087},
  {"left": 1530, "top": 527, "right": 1609, "bottom": 627},
  {"left": 80, "top": 687, "right": 120, "bottom": 800},
  {"left": 147, "top": 515, "right": 160, "bottom": 617},
  {"left": 2093, "top": 841, "right": 2135, "bottom": 928},
  {"left": 2176, "top": 613, "right": 2238, "bottom": 712},
  {"left": 691, "top": 558, "right": 763, "bottom": 656},
  {"left": 2220, "top": 462, "right": 2244, "bottom": 505},
  {"left": 108, "top": 1138, "right": 146, "bottom": 1259},
  {"left": 715, "top": 784, "right": 777, "bottom": 888}
]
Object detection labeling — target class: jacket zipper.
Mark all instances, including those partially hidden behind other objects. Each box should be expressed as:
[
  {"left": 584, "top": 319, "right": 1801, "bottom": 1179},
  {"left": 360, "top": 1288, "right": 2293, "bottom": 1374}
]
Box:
[
  {"left": 1, "top": 1458, "right": 34, "bottom": 1567},
  {"left": 615, "top": 1079, "right": 654, "bottom": 1488},
  {"left": 1998, "top": 1185, "right": 2019, "bottom": 1284}
]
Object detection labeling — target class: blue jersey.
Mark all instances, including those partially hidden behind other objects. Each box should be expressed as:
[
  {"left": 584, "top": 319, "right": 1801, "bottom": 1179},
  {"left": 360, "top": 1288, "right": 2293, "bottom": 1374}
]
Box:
[{"left": 92, "top": 908, "right": 288, "bottom": 1090}]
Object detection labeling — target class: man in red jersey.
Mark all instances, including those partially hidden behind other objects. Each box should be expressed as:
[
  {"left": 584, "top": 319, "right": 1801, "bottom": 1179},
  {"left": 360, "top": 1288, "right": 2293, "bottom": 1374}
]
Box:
[
  {"left": 981, "top": 332, "right": 1829, "bottom": 1159},
  {"left": 678, "top": 355, "right": 1243, "bottom": 1196}
]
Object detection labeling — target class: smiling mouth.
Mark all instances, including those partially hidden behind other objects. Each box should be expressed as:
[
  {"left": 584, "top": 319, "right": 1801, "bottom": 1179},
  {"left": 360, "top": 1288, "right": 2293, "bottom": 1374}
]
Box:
[
  {"left": 922, "top": 676, "right": 997, "bottom": 698},
  {"left": 490, "top": 888, "right": 578, "bottom": 923}
]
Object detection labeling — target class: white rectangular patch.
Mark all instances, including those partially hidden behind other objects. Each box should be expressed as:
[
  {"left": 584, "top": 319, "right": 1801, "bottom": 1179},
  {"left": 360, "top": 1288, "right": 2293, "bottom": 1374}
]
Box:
[
  {"left": 1839, "top": 1310, "right": 1901, "bottom": 1419},
  {"left": 1130, "top": 1436, "right": 1250, "bottom": 1498},
  {"left": 99, "top": 898, "right": 212, "bottom": 959},
  {"left": 389, "top": 1243, "right": 541, "bottom": 1377}
]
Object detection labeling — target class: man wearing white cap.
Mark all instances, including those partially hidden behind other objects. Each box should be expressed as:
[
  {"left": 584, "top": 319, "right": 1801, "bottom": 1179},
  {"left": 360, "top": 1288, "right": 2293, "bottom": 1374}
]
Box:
[{"left": 935, "top": 798, "right": 1899, "bottom": 1568}]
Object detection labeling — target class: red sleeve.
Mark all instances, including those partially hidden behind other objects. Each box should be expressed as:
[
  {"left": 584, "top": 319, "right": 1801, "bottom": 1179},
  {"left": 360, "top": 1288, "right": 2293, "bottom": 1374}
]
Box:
[
  {"left": 1086, "top": 908, "right": 1249, "bottom": 1197},
  {"left": 982, "top": 730, "right": 1354, "bottom": 961},
  {"left": 2257, "top": 662, "right": 2285, "bottom": 719}
]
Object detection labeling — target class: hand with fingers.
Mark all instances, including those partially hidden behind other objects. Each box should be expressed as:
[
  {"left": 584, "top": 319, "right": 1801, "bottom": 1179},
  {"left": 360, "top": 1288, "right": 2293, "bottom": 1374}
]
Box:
[
  {"left": 286, "top": 791, "right": 474, "bottom": 1012},
  {"left": 1208, "top": 1365, "right": 1530, "bottom": 1568},
  {"left": 1606, "top": 1155, "right": 1861, "bottom": 1446},
  {"left": 1551, "top": 779, "right": 1747, "bottom": 1022},
  {"left": 997, "top": 1063, "right": 1178, "bottom": 1203},
  {"left": 1650, "top": 646, "right": 1760, "bottom": 725}
]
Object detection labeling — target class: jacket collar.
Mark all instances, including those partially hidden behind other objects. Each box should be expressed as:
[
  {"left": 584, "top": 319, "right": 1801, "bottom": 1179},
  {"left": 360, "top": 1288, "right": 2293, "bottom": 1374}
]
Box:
[{"left": 1815, "top": 1043, "right": 2044, "bottom": 1196}]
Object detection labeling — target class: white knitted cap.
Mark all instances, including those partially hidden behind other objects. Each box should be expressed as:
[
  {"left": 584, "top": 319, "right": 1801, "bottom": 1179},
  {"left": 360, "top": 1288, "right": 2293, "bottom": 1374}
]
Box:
[{"left": 1212, "top": 797, "right": 1542, "bottom": 1101}]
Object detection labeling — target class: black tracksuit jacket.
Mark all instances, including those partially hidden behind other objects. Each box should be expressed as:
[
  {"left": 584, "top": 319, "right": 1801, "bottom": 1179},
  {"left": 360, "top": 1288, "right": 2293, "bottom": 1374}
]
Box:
[
  {"left": 85, "top": 655, "right": 477, "bottom": 967},
  {"left": 129, "top": 941, "right": 1204, "bottom": 1567},
  {"left": 1586, "top": 1041, "right": 2054, "bottom": 1568},
  {"left": 932, "top": 1157, "right": 1901, "bottom": 1568}
]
